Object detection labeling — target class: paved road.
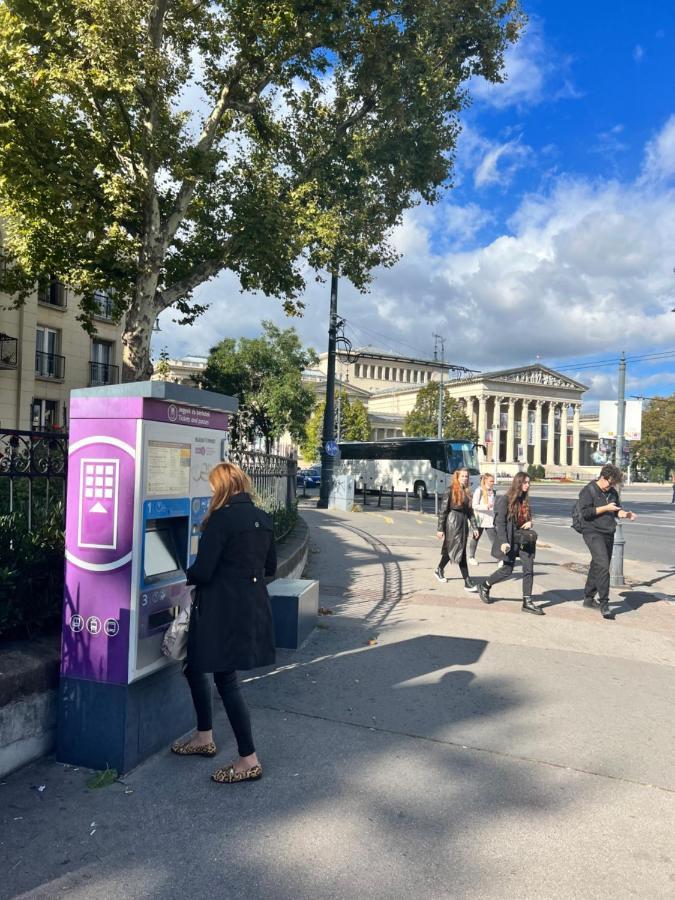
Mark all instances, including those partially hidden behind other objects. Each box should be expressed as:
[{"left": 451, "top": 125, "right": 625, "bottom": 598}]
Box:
[{"left": 304, "top": 483, "right": 674, "bottom": 569}]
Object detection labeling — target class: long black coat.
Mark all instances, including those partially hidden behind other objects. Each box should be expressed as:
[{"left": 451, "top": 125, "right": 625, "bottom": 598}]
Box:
[
  {"left": 491, "top": 494, "right": 533, "bottom": 561},
  {"left": 185, "top": 493, "right": 277, "bottom": 673},
  {"left": 437, "top": 490, "right": 478, "bottom": 563}
]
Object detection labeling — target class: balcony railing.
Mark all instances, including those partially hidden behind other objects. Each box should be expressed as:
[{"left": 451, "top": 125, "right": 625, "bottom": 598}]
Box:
[
  {"left": 38, "top": 278, "right": 68, "bottom": 309},
  {"left": 89, "top": 361, "right": 119, "bottom": 386},
  {"left": 0, "top": 333, "right": 18, "bottom": 368},
  {"left": 93, "top": 291, "right": 114, "bottom": 320},
  {"left": 35, "top": 350, "right": 65, "bottom": 379}
]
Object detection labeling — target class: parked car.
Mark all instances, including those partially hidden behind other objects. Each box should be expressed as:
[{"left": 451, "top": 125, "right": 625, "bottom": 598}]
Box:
[{"left": 297, "top": 467, "right": 321, "bottom": 488}]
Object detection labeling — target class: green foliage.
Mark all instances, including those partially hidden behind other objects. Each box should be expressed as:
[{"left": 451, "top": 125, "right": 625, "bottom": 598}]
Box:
[
  {"left": 0, "top": 504, "right": 65, "bottom": 639},
  {"left": 631, "top": 397, "right": 675, "bottom": 479},
  {"left": 0, "top": 0, "right": 524, "bottom": 377},
  {"left": 200, "top": 321, "right": 317, "bottom": 452},
  {"left": 86, "top": 767, "right": 119, "bottom": 790},
  {"left": 527, "top": 464, "right": 546, "bottom": 480},
  {"left": 300, "top": 390, "right": 371, "bottom": 462},
  {"left": 153, "top": 346, "right": 172, "bottom": 381},
  {"left": 404, "top": 382, "right": 478, "bottom": 441}
]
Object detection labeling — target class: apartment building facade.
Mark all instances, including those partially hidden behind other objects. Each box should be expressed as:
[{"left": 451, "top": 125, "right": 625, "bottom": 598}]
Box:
[{"left": 0, "top": 278, "right": 123, "bottom": 431}]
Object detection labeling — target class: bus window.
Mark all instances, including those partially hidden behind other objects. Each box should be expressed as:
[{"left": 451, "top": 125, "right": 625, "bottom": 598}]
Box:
[{"left": 448, "top": 441, "right": 479, "bottom": 474}]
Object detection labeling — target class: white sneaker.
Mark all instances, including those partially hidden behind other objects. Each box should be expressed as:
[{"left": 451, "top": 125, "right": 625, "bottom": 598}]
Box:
[{"left": 468, "top": 557, "right": 478, "bottom": 566}]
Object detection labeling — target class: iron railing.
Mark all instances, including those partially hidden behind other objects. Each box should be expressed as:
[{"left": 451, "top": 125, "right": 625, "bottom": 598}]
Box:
[
  {"left": 93, "top": 291, "right": 114, "bottom": 320},
  {"left": 230, "top": 449, "right": 298, "bottom": 539},
  {"left": 0, "top": 429, "right": 68, "bottom": 529},
  {"left": 37, "top": 278, "right": 68, "bottom": 309},
  {"left": 89, "top": 360, "right": 120, "bottom": 386},
  {"left": 0, "top": 333, "right": 18, "bottom": 368},
  {"left": 35, "top": 350, "right": 66, "bottom": 379}
]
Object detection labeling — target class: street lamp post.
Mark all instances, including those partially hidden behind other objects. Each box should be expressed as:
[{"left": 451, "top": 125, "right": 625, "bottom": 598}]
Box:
[
  {"left": 609, "top": 351, "right": 626, "bottom": 587},
  {"left": 317, "top": 272, "right": 339, "bottom": 509}
]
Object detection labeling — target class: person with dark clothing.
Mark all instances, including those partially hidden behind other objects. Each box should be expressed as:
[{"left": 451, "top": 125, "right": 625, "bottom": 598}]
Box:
[
  {"left": 578, "top": 463, "right": 636, "bottom": 620},
  {"left": 478, "top": 472, "right": 544, "bottom": 615},
  {"left": 171, "top": 462, "right": 277, "bottom": 784},
  {"left": 435, "top": 467, "right": 480, "bottom": 592}
]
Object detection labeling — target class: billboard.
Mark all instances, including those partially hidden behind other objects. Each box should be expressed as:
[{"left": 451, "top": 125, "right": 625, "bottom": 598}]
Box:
[{"left": 598, "top": 400, "right": 642, "bottom": 441}]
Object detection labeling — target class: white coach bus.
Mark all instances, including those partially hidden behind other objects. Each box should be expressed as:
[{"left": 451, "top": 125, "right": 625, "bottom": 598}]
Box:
[{"left": 337, "top": 438, "right": 481, "bottom": 498}]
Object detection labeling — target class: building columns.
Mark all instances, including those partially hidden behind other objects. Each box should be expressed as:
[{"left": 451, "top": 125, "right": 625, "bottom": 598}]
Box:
[
  {"left": 558, "top": 403, "right": 569, "bottom": 466},
  {"left": 506, "top": 397, "right": 517, "bottom": 463},
  {"left": 477, "top": 395, "right": 487, "bottom": 461},
  {"left": 572, "top": 403, "right": 581, "bottom": 467},
  {"left": 547, "top": 401, "right": 556, "bottom": 466},
  {"left": 491, "top": 396, "right": 503, "bottom": 464},
  {"left": 533, "top": 400, "right": 543, "bottom": 465},
  {"left": 520, "top": 400, "right": 529, "bottom": 465}
]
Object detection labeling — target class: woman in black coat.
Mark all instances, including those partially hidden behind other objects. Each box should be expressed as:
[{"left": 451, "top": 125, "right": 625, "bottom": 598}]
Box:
[
  {"left": 171, "top": 462, "right": 277, "bottom": 783},
  {"left": 477, "top": 471, "right": 544, "bottom": 615},
  {"left": 435, "top": 467, "right": 480, "bottom": 592}
]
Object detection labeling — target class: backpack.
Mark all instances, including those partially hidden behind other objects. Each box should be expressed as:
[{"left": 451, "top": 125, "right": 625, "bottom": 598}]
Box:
[{"left": 571, "top": 499, "right": 584, "bottom": 533}]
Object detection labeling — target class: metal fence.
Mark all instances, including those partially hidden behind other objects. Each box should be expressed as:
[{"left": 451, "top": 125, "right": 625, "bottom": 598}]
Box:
[
  {"left": 0, "top": 429, "right": 68, "bottom": 528},
  {"left": 0, "top": 430, "right": 297, "bottom": 537}
]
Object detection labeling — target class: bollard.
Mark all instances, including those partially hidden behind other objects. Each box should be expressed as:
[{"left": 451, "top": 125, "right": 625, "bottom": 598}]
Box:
[
  {"left": 377, "top": 485, "right": 383, "bottom": 507},
  {"left": 405, "top": 488, "right": 409, "bottom": 512},
  {"left": 390, "top": 485, "right": 395, "bottom": 510},
  {"left": 609, "top": 522, "right": 625, "bottom": 587},
  {"left": 434, "top": 490, "right": 438, "bottom": 517},
  {"left": 363, "top": 480, "right": 368, "bottom": 506},
  {"left": 418, "top": 487, "right": 424, "bottom": 514}
]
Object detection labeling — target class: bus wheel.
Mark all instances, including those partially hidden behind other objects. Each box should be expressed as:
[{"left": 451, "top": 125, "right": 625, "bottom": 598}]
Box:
[{"left": 414, "top": 481, "right": 427, "bottom": 499}]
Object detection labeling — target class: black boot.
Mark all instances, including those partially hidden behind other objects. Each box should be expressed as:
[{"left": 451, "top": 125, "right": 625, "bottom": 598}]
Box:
[
  {"left": 599, "top": 600, "right": 614, "bottom": 620},
  {"left": 522, "top": 596, "right": 544, "bottom": 615},
  {"left": 433, "top": 566, "right": 447, "bottom": 583},
  {"left": 463, "top": 577, "right": 478, "bottom": 593},
  {"left": 478, "top": 581, "right": 491, "bottom": 604}
]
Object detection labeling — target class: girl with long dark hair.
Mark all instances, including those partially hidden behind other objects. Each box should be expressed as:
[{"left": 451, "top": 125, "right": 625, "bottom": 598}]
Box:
[
  {"left": 478, "top": 472, "right": 544, "bottom": 615},
  {"left": 171, "top": 462, "right": 277, "bottom": 783},
  {"left": 435, "top": 467, "right": 480, "bottom": 592}
]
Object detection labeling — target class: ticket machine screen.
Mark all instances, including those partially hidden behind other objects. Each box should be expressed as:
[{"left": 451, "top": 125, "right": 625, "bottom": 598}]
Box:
[{"left": 143, "top": 517, "right": 188, "bottom": 584}]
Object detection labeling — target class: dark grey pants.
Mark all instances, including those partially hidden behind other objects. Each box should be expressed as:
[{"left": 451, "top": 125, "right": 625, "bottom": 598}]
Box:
[
  {"left": 582, "top": 531, "right": 614, "bottom": 602},
  {"left": 485, "top": 547, "right": 535, "bottom": 598}
]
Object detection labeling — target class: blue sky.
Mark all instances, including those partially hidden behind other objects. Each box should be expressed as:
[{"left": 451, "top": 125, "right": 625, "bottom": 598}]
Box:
[{"left": 155, "top": 2, "right": 675, "bottom": 410}]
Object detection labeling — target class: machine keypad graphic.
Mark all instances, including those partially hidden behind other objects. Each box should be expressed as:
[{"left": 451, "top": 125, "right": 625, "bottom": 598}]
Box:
[{"left": 78, "top": 457, "right": 120, "bottom": 550}]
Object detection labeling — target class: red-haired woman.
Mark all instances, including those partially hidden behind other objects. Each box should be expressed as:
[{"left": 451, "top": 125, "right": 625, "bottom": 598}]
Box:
[
  {"left": 478, "top": 472, "right": 544, "bottom": 615},
  {"left": 435, "top": 467, "right": 480, "bottom": 592},
  {"left": 171, "top": 462, "right": 277, "bottom": 783}
]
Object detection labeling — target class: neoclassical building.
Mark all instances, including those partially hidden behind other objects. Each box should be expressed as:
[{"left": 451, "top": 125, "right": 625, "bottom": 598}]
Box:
[{"left": 315, "top": 347, "right": 594, "bottom": 474}]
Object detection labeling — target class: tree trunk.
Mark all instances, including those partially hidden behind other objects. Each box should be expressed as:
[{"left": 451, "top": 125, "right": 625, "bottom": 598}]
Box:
[{"left": 122, "top": 295, "right": 156, "bottom": 382}]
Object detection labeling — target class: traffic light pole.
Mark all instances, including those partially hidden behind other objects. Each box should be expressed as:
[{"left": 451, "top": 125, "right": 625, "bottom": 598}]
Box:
[{"left": 317, "top": 272, "right": 338, "bottom": 509}]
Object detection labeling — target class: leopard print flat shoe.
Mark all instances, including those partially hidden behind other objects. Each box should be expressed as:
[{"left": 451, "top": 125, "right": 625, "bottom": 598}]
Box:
[
  {"left": 170, "top": 740, "right": 217, "bottom": 757},
  {"left": 211, "top": 763, "right": 263, "bottom": 784}
]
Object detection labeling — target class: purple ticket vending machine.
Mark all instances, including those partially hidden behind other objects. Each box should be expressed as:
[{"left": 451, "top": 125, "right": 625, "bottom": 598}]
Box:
[{"left": 56, "top": 381, "right": 237, "bottom": 773}]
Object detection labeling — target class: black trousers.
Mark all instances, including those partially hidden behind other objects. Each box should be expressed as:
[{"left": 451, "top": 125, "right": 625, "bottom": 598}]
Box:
[
  {"left": 583, "top": 531, "right": 614, "bottom": 602},
  {"left": 439, "top": 545, "right": 469, "bottom": 580},
  {"left": 184, "top": 667, "right": 255, "bottom": 757},
  {"left": 485, "top": 547, "right": 534, "bottom": 597}
]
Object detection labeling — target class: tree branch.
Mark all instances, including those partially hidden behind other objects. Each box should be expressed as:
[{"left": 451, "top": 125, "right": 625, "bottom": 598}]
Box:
[{"left": 158, "top": 240, "right": 233, "bottom": 308}]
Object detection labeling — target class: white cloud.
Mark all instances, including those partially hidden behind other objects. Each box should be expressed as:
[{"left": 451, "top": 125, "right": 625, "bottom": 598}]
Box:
[
  {"left": 633, "top": 44, "right": 645, "bottom": 63},
  {"left": 639, "top": 115, "right": 675, "bottom": 185},
  {"left": 470, "top": 19, "right": 581, "bottom": 110},
  {"left": 156, "top": 123, "right": 675, "bottom": 406},
  {"left": 474, "top": 140, "right": 532, "bottom": 188}
]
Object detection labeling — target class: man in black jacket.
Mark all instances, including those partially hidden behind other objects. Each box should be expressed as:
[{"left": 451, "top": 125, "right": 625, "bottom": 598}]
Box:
[{"left": 578, "top": 463, "right": 636, "bottom": 620}]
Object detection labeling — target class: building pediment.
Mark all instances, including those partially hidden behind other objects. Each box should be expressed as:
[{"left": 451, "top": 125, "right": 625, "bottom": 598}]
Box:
[{"left": 472, "top": 365, "right": 587, "bottom": 392}]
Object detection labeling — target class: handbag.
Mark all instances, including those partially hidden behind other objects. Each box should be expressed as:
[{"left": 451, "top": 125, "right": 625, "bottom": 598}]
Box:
[
  {"left": 161, "top": 589, "right": 194, "bottom": 661},
  {"left": 515, "top": 527, "right": 538, "bottom": 551}
]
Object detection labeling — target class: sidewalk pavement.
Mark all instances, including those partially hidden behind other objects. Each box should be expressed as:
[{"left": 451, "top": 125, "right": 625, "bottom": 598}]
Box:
[{"left": 0, "top": 505, "right": 673, "bottom": 900}]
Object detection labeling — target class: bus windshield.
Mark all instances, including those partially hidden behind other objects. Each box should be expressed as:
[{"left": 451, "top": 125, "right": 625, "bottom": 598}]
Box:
[{"left": 448, "top": 441, "right": 480, "bottom": 475}]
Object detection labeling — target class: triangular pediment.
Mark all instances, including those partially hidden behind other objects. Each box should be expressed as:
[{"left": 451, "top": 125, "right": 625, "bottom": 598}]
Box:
[{"left": 479, "top": 365, "right": 587, "bottom": 392}]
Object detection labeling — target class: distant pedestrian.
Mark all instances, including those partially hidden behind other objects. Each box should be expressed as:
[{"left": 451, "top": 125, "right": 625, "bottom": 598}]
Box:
[
  {"left": 468, "top": 473, "right": 497, "bottom": 565},
  {"left": 171, "top": 462, "right": 277, "bottom": 783},
  {"left": 577, "top": 463, "right": 636, "bottom": 620},
  {"left": 435, "top": 467, "right": 480, "bottom": 592},
  {"left": 478, "top": 472, "right": 544, "bottom": 615}
]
